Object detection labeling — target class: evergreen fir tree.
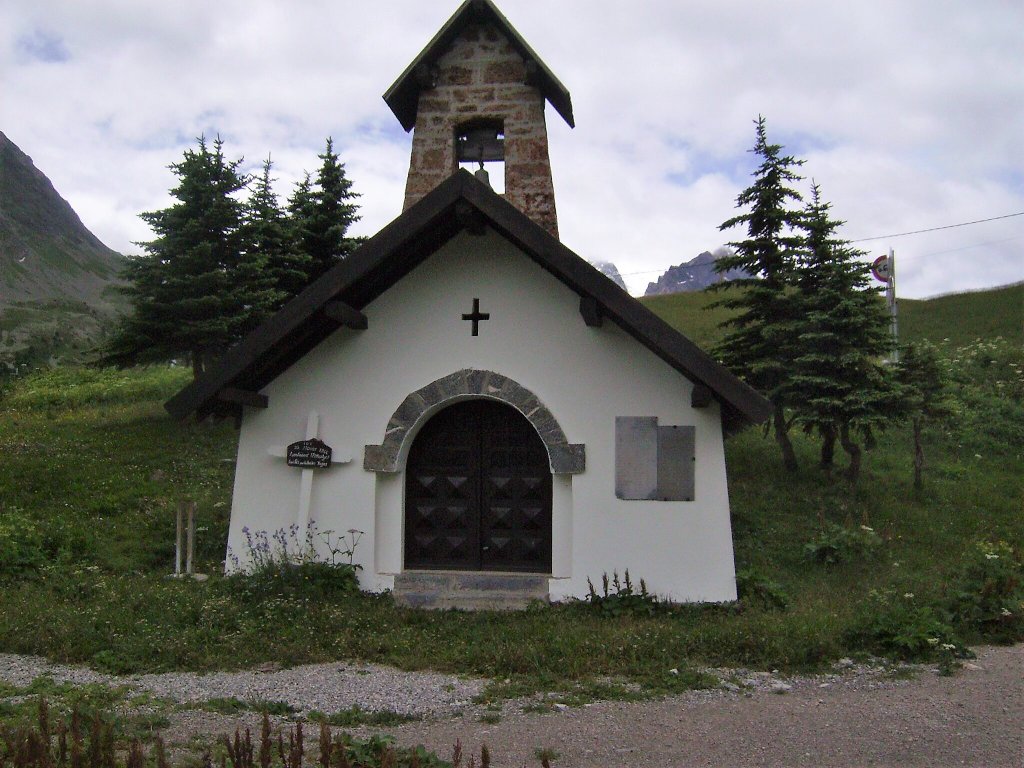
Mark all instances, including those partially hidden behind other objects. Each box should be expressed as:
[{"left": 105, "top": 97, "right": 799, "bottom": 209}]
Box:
[
  {"left": 290, "top": 137, "right": 360, "bottom": 284},
  {"left": 245, "top": 156, "right": 310, "bottom": 306},
  {"left": 712, "top": 116, "right": 806, "bottom": 472},
  {"left": 789, "top": 183, "right": 895, "bottom": 481},
  {"left": 896, "top": 341, "right": 953, "bottom": 489},
  {"left": 102, "top": 136, "right": 272, "bottom": 377}
]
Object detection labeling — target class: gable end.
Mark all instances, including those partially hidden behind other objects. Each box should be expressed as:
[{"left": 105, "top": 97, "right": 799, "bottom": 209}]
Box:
[{"left": 165, "top": 171, "right": 770, "bottom": 432}]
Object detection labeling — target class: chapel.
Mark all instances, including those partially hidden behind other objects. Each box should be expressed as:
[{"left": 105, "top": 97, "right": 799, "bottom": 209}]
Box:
[{"left": 166, "top": 0, "right": 770, "bottom": 607}]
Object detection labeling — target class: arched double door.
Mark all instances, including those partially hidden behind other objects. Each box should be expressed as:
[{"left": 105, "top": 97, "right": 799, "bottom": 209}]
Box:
[{"left": 404, "top": 399, "right": 552, "bottom": 572}]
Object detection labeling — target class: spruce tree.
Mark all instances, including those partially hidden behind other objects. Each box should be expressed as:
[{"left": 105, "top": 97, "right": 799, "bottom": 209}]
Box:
[
  {"left": 102, "top": 136, "right": 272, "bottom": 377},
  {"left": 713, "top": 116, "right": 806, "bottom": 471},
  {"left": 788, "top": 183, "right": 895, "bottom": 481},
  {"left": 896, "top": 341, "right": 953, "bottom": 489},
  {"left": 245, "top": 156, "right": 310, "bottom": 306},
  {"left": 290, "top": 137, "right": 360, "bottom": 283}
]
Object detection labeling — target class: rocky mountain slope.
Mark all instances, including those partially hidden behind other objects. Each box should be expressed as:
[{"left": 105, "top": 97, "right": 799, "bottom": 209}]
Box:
[
  {"left": 0, "top": 131, "right": 126, "bottom": 371},
  {"left": 589, "top": 260, "right": 627, "bottom": 291},
  {"left": 645, "top": 249, "right": 749, "bottom": 296},
  {"left": 0, "top": 131, "right": 124, "bottom": 308}
]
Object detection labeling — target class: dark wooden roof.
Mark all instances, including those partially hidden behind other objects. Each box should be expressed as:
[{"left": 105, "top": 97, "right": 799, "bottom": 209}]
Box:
[
  {"left": 165, "top": 170, "right": 770, "bottom": 432},
  {"left": 383, "top": 0, "right": 575, "bottom": 132}
]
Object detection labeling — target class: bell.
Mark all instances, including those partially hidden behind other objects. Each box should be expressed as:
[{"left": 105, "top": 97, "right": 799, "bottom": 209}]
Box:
[{"left": 474, "top": 162, "right": 491, "bottom": 188}]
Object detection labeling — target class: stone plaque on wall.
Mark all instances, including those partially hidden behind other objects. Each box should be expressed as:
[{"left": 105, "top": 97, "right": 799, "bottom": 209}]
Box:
[
  {"left": 615, "top": 417, "right": 695, "bottom": 501},
  {"left": 615, "top": 417, "right": 659, "bottom": 500}
]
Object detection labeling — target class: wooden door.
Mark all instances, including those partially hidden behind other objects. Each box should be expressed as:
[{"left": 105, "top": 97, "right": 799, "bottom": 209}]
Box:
[{"left": 404, "top": 400, "right": 552, "bottom": 572}]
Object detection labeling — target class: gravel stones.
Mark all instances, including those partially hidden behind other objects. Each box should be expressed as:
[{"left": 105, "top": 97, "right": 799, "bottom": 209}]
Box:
[{"left": 0, "top": 653, "right": 485, "bottom": 718}]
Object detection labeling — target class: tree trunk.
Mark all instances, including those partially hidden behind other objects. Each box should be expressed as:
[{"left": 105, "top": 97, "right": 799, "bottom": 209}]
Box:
[
  {"left": 773, "top": 401, "right": 798, "bottom": 473},
  {"left": 913, "top": 417, "right": 924, "bottom": 490},
  {"left": 191, "top": 351, "right": 205, "bottom": 380},
  {"left": 820, "top": 424, "right": 837, "bottom": 471},
  {"left": 839, "top": 422, "right": 861, "bottom": 482}
]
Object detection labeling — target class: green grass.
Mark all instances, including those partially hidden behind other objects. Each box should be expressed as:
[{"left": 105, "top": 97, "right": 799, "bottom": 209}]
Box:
[
  {"left": 639, "top": 290, "right": 738, "bottom": 350},
  {"left": 0, "top": 676, "right": 173, "bottom": 740},
  {"left": 308, "top": 707, "right": 420, "bottom": 727},
  {"left": 0, "top": 365, "right": 235, "bottom": 574},
  {"left": 641, "top": 280, "right": 1023, "bottom": 352},
  {"left": 901, "top": 282, "right": 1022, "bottom": 348},
  {"left": 0, "top": 287, "right": 1021, "bottom": 701}
]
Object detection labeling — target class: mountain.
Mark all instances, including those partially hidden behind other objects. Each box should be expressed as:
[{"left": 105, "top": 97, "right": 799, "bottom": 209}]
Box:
[
  {"left": 644, "top": 250, "right": 750, "bottom": 296},
  {"left": 0, "top": 131, "right": 126, "bottom": 371},
  {"left": 589, "top": 260, "right": 627, "bottom": 290},
  {"left": 0, "top": 131, "right": 125, "bottom": 309}
]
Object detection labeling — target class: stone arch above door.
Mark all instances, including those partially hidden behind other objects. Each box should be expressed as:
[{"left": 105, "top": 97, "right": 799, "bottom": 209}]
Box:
[{"left": 364, "top": 369, "right": 585, "bottom": 474}]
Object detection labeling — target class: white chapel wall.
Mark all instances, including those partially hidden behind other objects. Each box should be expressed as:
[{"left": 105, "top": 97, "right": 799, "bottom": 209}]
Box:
[{"left": 228, "top": 229, "right": 737, "bottom": 602}]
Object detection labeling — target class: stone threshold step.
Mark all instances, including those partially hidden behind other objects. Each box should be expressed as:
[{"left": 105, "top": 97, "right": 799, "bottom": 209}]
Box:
[{"left": 393, "top": 571, "right": 550, "bottom": 611}]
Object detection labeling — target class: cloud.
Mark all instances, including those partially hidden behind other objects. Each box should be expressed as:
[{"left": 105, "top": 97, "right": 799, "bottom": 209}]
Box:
[
  {"left": 15, "top": 29, "right": 69, "bottom": 63},
  {"left": 1, "top": 0, "right": 1021, "bottom": 298}
]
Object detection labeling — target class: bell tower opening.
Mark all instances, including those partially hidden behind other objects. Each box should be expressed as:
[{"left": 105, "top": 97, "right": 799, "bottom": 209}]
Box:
[{"left": 456, "top": 118, "right": 505, "bottom": 193}]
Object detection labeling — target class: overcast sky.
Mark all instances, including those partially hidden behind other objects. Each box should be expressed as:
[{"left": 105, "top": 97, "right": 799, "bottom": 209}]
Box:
[{"left": 3, "top": 0, "right": 1022, "bottom": 298}]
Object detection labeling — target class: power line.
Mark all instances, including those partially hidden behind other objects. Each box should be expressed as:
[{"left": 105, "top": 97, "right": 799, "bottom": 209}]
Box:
[
  {"left": 611, "top": 215, "right": 1023, "bottom": 280},
  {"left": 916, "top": 235, "right": 1021, "bottom": 259},
  {"left": 849, "top": 211, "right": 1024, "bottom": 242}
]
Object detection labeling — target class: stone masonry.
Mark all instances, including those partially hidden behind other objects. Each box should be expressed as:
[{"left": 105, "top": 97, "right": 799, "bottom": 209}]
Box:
[
  {"left": 364, "top": 369, "right": 585, "bottom": 474},
  {"left": 402, "top": 22, "right": 561, "bottom": 238}
]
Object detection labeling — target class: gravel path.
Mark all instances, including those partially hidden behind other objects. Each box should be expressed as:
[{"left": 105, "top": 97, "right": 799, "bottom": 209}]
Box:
[
  {"left": 0, "top": 654, "right": 486, "bottom": 718},
  {"left": 1, "top": 645, "right": 1021, "bottom": 767}
]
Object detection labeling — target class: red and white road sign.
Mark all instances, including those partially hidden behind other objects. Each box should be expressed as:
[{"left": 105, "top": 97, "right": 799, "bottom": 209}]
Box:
[{"left": 872, "top": 254, "right": 891, "bottom": 283}]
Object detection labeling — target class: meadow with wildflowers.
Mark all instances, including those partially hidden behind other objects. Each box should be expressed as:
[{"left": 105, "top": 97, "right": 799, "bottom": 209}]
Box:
[{"left": 0, "top": 286, "right": 1020, "bottom": 695}]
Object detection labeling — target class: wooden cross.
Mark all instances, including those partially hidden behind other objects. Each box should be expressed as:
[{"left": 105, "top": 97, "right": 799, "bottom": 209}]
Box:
[
  {"left": 462, "top": 297, "right": 490, "bottom": 336},
  {"left": 267, "top": 411, "right": 351, "bottom": 536}
]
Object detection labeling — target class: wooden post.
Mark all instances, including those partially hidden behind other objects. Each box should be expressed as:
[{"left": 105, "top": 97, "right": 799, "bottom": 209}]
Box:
[
  {"left": 186, "top": 501, "right": 196, "bottom": 575},
  {"left": 175, "top": 502, "right": 184, "bottom": 575}
]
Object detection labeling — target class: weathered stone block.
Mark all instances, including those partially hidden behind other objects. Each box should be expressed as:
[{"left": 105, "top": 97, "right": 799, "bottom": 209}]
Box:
[
  {"left": 483, "top": 60, "right": 526, "bottom": 84},
  {"left": 466, "top": 369, "right": 490, "bottom": 393},
  {"left": 547, "top": 443, "right": 586, "bottom": 474},
  {"left": 364, "top": 444, "right": 398, "bottom": 472},
  {"left": 442, "top": 66, "right": 473, "bottom": 86}
]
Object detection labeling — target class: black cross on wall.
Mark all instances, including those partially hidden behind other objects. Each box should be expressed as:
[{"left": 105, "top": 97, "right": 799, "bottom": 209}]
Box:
[{"left": 462, "top": 298, "right": 490, "bottom": 336}]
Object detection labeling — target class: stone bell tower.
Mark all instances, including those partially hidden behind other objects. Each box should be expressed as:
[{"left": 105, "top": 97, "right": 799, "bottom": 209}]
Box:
[{"left": 383, "top": 0, "right": 574, "bottom": 239}]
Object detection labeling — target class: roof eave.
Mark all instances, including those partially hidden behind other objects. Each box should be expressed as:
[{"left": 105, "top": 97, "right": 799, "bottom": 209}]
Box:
[{"left": 166, "top": 171, "right": 770, "bottom": 432}]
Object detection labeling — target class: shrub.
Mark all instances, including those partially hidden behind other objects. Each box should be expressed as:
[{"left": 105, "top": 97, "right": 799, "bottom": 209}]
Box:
[
  {"left": 223, "top": 524, "right": 362, "bottom": 599},
  {"left": 585, "top": 571, "right": 661, "bottom": 617},
  {"left": 940, "top": 337, "right": 1024, "bottom": 450},
  {"left": 804, "top": 523, "right": 880, "bottom": 565},
  {"left": 0, "top": 699, "right": 466, "bottom": 768},
  {"left": 0, "top": 506, "right": 46, "bottom": 577},
  {"left": 735, "top": 568, "right": 789, "bottom": 611},
  {"left": 846, "top": 589, "right": 967, "bottom": 662},
  {"left": 944, "top": 540, "right": 1024, "bottom": 643}
]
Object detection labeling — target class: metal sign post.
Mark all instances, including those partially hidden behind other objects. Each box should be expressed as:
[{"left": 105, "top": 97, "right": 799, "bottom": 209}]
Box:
[
  {"left": 872, "top": 250, "right": 899, "bottom": 362},
  {"left": 888, "top": 248, "right": 899, "bottom": 362}
]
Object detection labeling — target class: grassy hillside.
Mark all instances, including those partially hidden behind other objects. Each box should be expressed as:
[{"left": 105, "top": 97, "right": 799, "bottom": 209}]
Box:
[
  {"left": 641, "top": 281, "right": 1023, "bottom": 351},
  {"left": 639, "top": 290, "right": 737, "bottom": 350},
  {"left": 0, "top": 132, "right": 128, "bottom": 373},
  {"left": 900, "top": 282, "right": 1023, "bottom": 348},
  {"left": 0, "top": 323, "right": 1020, "bottom": 685}
]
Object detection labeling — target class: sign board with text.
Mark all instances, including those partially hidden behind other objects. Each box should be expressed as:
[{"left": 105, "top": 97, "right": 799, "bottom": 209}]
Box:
[{"left": 286, "top": 438, "right": 332, "bottom": 469}]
